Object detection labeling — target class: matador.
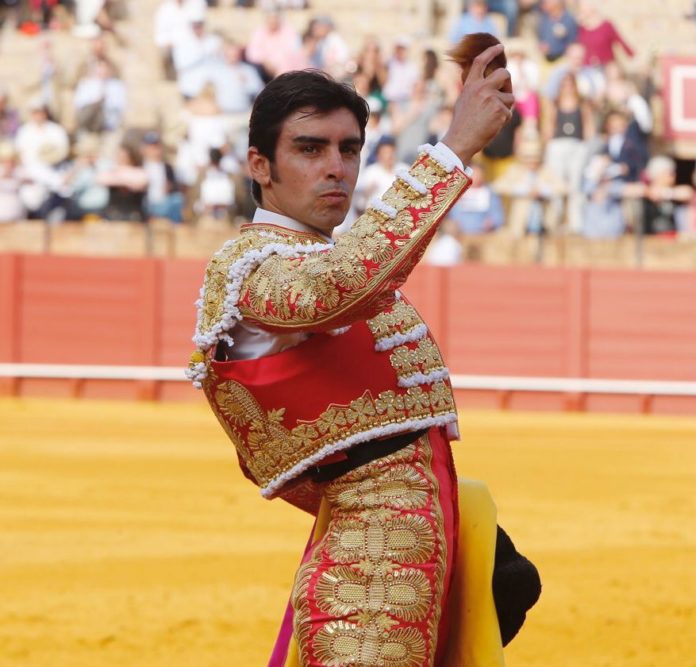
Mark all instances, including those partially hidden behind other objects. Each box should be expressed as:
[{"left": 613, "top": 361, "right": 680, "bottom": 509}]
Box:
[{"left": 187, "top": 46, "right": 540, "bottom": 666}]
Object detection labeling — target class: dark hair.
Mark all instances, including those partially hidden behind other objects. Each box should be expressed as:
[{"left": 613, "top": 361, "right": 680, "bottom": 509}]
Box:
[{"left": 248, "top": 69, "right": 370, "bottom": 204}]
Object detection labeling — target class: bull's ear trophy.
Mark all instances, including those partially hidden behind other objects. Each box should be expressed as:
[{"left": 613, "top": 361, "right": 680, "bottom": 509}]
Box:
[{"left": 449, "top": 32, "right": 508, "bottom": 85}]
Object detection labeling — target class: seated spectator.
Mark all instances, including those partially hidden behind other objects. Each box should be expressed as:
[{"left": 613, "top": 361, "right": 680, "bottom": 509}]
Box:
[
  {"left": 392, "top": 49, "right": 445, "bottom": 164},
  {"left": 172, "top": 17, "right": 223, "bottom": 99},
  {"left": 506, "top": 39, "right": 541, "bottom": 128},
  {"left": 446, "top": 163, "right": 505, "bottom": 235},
  {"left": 196, "top": 147, "right": 236, "bottom": 221},
  {"left": 482, "top": 107, "right": 522, "bottom": 181},
  {"left": 61, "top": 134, "right": 110, "bottom": 221},
  {"left": 352, "top": 136, "right": 408, "bottom": 216},
  {"left": 354, "top": 36, "right": 388, "bottom": 104},
  {"left": 493, "top": 136, "right": 566, "bottom": 236},
  {"left": 15, "top": 99, "right": 69, "bottom": 170},
  {"left": 97, "top": 143, "right": 149, "bottom": 222},
  {"left": 211, "top": 39, "right": 264, "bottom": 129},
  {"left": 71, "top": 34, "right": 121, "bottom": 86},
  {"left": 581, "top": 152, "right": 631, "bottom": 238},
  {"left": 0, "top": 143, "right": 26, "bottom": 223},
  {"left": 310, "top": 15, "right": 350, "bottom": 79},
  {"left": 425, "top": 219, "right": 464, "bottom": 266},
  {"left": 73, "top": 58, "right": 127, "bottom": 134},
  {"left": 245, "top": 8, "right": 301, "bottom": 80},
  {"left": 449, "top": 0, "right": 499, "bottom": 44},
  {"left": 182, "top": 84, "right": 234, "bottom": 171},
  {"left": 153, "top": 0, "right": 207, "bottom": 80},
  {"left": 141, "top": 131, "right": 183, "bottom": 223},
  {"left": 603, "top": 108, "right": 647, "bottom": 183},
  {"left": 577, "top": 0, "right": 633, "bottom": 68},
  {"left": 486, "top": 0, "right": 521, "bottom": 36},
  {"left": 0, "top": 86, "right": 21, "bottom": 142},
  {"left": 642, "top": 156, "right": 693, "bottom": 236},
  {"left": 383, "top": 37, "right": 419, "bottom": 109},
  {"left": 537, "top": 0, "right": 577, "bottom": 62}
]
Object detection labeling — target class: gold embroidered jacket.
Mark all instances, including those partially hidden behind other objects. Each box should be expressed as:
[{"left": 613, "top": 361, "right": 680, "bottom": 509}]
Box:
[{"left": 188, "top": 147, "right": 471, "bottom": 508}]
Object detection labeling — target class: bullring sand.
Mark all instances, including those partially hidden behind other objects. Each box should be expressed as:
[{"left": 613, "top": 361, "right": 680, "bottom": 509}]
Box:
[{"left": 1, "top": 398, "right": 695, "bottom": 666}]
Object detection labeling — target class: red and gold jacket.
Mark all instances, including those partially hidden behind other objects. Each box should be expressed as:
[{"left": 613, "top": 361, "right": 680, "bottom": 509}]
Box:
[{"left": 186, "top": 144, "right": 472, "bottom": 511}]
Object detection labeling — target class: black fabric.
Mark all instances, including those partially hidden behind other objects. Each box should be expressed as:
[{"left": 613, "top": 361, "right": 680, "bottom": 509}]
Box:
[
  {"left": 308, "top": 429, "right": 428, "bottom": 483},
  {"left": 492, "top": 525, "right": 542, "bottom": 646}
]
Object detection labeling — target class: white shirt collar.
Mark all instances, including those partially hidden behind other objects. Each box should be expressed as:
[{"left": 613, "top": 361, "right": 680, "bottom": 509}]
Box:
[{"left": 251, "top": 207, "right": 332, "bottom": 242}]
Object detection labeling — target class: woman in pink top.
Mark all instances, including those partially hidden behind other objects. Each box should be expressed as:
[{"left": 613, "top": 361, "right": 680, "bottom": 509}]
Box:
[{"left": 577, "top": 1, "right": 634, "bottom": 67}]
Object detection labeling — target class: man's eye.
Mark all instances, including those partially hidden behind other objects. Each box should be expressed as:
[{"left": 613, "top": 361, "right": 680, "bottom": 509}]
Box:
[
  {"left": 342, "top": 147, "right": 359, "bottom": 156},
  {"left": 302, "top": 145, "right": 318, "bottom": 154}
]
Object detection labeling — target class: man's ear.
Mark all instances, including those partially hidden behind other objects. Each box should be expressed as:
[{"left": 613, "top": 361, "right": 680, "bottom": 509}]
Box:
[{"left": 248, "top": 146, "right": 271, "bottom": 187}]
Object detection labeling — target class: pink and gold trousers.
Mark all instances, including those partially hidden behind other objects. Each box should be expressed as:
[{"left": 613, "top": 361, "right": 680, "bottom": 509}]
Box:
[{"left": 270, "top": 427, "right": 505, "bottom": 667}]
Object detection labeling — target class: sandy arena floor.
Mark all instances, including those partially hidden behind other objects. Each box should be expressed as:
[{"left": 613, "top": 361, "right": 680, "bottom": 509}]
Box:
[{"left": 1, "top": 398, "right": 695, "bottom": 667}]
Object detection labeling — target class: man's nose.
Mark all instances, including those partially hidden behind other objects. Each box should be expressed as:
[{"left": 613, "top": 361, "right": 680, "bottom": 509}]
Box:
[{"left": 325, "top": 148, "right": 346, "bottom": 180}]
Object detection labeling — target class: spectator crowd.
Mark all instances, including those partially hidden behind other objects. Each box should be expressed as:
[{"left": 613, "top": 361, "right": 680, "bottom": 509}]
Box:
[{"left": 1, "top": 0, "right": 695, "bottom": 264}]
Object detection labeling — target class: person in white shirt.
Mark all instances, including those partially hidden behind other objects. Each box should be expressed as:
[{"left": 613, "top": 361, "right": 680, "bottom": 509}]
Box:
[
  {"left": 153, "top": 0, "right": 207, "bottom": 79},
  {"left": 172, "top": 19, "right": 223, "bottom": 99},
  {"left": 73, "top": 58, "right": 127, "bottom": 133},
  {"left": 352, "top": 136, "right": 408, "bottom": 216},
  {"left": 382, "top": 37, "right": 420, "bottom": 107},
  {"left": 15, "top": 102, "right": 69, "bottom": 169}
]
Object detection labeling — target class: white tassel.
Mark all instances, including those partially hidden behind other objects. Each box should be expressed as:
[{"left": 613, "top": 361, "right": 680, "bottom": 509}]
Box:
[
  {"left": 396, "top": 167, "right": 427, "bottom": 195},
  {"left": 397, "top": 367, "right": 450, "bottom": 388},
  {"left": 374, "top": 323, "right": 428, "bottom": 352},
  {"left": 369, "top": 197, "right": 398, "bottom": 219}
]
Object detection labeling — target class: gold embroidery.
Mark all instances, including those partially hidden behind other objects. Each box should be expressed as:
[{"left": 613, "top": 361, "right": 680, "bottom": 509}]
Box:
[
  {"left": 389, "top": 338, "right": 446, "bottom": 380},
  {"left": 207, "top": 379, "right": 456, "bottom": 492},
  {"left": 313, "top": 622, "right": 428, "bottom": 667},
  {"left": 233, "top": 157, "right": 468, "bottom": 330},
  {"left": 291, "top": 436, "right": 447, "bottom": 666},
  {"left": 366, "top": 300, "right": 423, "bottom": 342},
  {"left": 325, "top": 463, "right": 431, "bottom": 511}
]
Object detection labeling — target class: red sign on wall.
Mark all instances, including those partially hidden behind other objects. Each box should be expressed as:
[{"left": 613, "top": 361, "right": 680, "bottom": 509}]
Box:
[{"left": 662, "top": 56, "right": 696, "bottom": 141}]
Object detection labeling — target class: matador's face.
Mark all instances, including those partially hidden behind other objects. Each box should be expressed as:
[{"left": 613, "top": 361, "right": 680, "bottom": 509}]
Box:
[{"left": 249, "top": 107, "right": 362, "bottom": 236}]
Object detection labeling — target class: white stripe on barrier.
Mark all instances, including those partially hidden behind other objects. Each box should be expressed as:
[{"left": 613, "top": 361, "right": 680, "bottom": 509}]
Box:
[{"left": 0, "top": 364, "right": 695, "bottom": 397}]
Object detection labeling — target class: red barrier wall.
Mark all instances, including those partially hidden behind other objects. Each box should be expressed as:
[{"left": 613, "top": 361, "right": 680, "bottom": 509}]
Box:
[{"left": 2, "top": 253, "right": 695, "bottom": 414}]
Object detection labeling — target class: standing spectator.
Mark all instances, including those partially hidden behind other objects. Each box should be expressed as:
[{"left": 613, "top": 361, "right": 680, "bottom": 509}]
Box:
[
  {"left": 0, "top": 143, "right": 26, "bottom": 223},
  {"left": 449, "top": 0, "right": 499, "bottom": 44},
  {"left": 245, "top": 9, "right": 301, "bottom": 80},
  {"left": 141, "top": 131, "right": 183, "bottom": 223},
  {"left": 581, "top": 152, "right": 632, "bottom": 238},
  {"left": 537, "top": 0, "right": 577, "bottom": 62},
  {"left": 0, "top": 86, "right": 21, "bottom": 142},
  {"left": 382, "top": 37, "right": 419, "bottom": 108},
  {"left": 71, "top": 34, "right": 121, "bottom": 85},
  {"left": 97, "top": 143, "right": 149, "bottom": 221},
  {"left": 544, "top": 42, "right": 605, "bottom": 103},
  {"left": 577, "top": 0, "right": 633, "bottom": 68},
  {"left": 153, "top": 0, "right": 207, "bottom": 80},
  {"left": 172, "top": 18, "right": 223, "bottom": 99},
  {"left": 543, "top": 72, "right": 595, "bottom": 231},
  {"left": 73, "top": 58, "right": 127, "bottom": 134},
  {"left": 446, "top": 163, "right": 505, "bottom": 234}
]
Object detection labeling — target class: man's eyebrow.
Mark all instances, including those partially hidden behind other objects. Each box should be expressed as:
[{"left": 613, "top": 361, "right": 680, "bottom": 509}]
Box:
[
  {"left": 291, "top": 136, "right": 362, "bottom": 147},
  {"left": 292, "top": 136, "right": 330, "bottom": 145}
]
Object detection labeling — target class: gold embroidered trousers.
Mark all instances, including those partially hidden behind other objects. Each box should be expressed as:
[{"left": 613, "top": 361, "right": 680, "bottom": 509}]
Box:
[{"left": 290, "top": 428, "right": 458, "bottom": 667}]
